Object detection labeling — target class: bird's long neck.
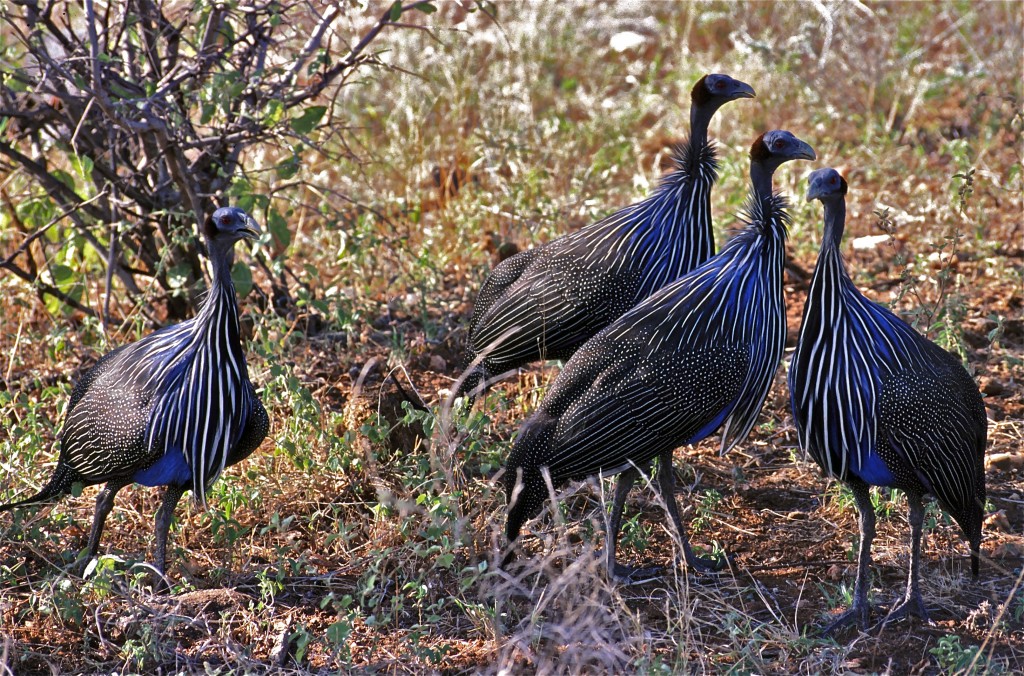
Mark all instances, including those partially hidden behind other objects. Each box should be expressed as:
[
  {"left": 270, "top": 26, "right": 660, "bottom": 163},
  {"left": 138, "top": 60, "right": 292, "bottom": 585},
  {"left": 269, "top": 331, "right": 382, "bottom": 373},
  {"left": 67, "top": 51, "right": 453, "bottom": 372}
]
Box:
[
  {"left": 749, "top": 161, "right": 776, "bottom": 207},
  {"left": 688, "top": 103, "right": 716, "bottom": 153},
  {"left": 197, "top": 240, "right": 242, "bottom": 343},
  {"left": 803, "top": 197, "right": 850, "bottom": 338},
  {"left": 809, "top": 196, "right": 852, "bottom": 311},
  {"left": 621, "top": 104, "right": 720, "bottom": 283},
  {"left": 745, "top": 160, "right": 790, "bottom": 244},
  {"left": 821, "top": 196, "right": 848, "bottom": 253}
]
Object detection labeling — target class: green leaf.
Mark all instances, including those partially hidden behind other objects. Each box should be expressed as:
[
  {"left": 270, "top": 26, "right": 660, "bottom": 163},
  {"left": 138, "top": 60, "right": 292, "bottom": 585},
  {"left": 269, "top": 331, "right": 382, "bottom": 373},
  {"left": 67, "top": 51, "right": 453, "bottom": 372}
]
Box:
[
  {"left": 388, "top": 1, "right": 403, "bottom": 21},
  {"left": 265, "top": 99, "right": 284, "bottom": 125},
  {"left": 231, "top": 261, "right": 253, "bottom": 297},
  {"left": 290, "top": 105, "right": 327, "bottom": 134},
  {"left": 268, "top": 208, "right": 291, "bottom": 249},
  {"left": 50, "top": 264, "right": 74, "bottom": 286},
  {"left": 51, "top": 169, "right": 76, "bottom": 191},
  {"left": 275, "top": 153, "right": 300, "bottom": 180},
  {"left": 71, "top": 154, "right": 94, "bottom": 180},
  {"left": 325, "top": 619, "right": 352, "bottom": 646},
  {"left": 413, "top": 2, "right": 437, "bottom": 14},
  {"left": 109, "top": 82, "right": 136, "bottom": 100}
]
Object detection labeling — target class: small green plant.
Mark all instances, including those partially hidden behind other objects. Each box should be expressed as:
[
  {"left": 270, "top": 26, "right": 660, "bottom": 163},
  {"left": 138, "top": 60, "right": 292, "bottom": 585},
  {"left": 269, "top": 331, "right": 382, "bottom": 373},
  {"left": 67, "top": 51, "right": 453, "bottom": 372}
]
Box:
[
  {"left": 930, "top": 634, "right": 982, "bottom": 673},
  {"left": 818, "top": 579, "right": 856, "bottom": 616},
  {"left": 619, "top": 512, "right": 652, "bottom": 554},
  {"left": 692, "top": 489, "right": 723, "bottom": 533},
  {"left": 922, "top": 499, "right": 949, "bottom": 533},
  {"left": 119, "top": 622, "right": 159, "bottom": 673},
  {"left": 877, "top": 164, "right": 979, "bottom": 359},
  {"left": 292, "top": 624, "right": 314, "bottom": 664},
  {"left": 322, "top": 592, "right": 358, "bottom": 664},
  {"left": 256, "top": 565, "right": 285, "bottom": 608},
  {"left": 869, "top": 486, "right": 902, "bottom": 518},
  {"left": 1011, "top": 587, "right": 1024, "bottom": 626}
]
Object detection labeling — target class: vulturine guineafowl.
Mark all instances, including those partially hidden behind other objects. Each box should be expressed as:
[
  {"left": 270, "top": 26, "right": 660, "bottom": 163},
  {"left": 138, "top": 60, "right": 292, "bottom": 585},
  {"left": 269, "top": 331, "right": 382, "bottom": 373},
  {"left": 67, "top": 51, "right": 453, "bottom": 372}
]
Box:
[
  {"left": 0, "top": 207, "right": 269, "bottom": 585},
  {"left": 789, "top": 168, "right": 987, "bottom": 632},
  {"left": 503, "top": 131, "right": 815, "bottom": 580},
  {"left": 457, "top": 74, "right": 756, "bottom": 402}
]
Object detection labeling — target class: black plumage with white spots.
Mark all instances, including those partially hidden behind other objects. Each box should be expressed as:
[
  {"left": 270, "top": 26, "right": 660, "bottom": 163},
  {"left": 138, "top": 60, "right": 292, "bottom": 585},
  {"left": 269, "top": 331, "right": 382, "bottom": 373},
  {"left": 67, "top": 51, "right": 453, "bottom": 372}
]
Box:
[
  {"left": 504, "top": 131, "right": 815, "bottom": 579},
  {"left": 0, "top": 207, "right": 269, "bottom": 582},
  {"left": 788, "top": 168, "right": 987, "bottom": 632},
  {"left": 458, "top": 74, "right": 756, "bottom": 400}
]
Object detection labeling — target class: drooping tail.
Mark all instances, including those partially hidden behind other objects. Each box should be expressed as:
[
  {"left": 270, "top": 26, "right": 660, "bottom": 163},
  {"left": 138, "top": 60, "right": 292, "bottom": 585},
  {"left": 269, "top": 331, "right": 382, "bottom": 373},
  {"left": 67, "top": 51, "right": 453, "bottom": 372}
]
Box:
[
  {"left": 967, "top": 492, "right": 985, "bottom": 578},
  {"left": 453, "top": 361, "right": 488, "bottom": 405},
  {"left": 0, "top": 463, "right": 76, "bottom": 513}
]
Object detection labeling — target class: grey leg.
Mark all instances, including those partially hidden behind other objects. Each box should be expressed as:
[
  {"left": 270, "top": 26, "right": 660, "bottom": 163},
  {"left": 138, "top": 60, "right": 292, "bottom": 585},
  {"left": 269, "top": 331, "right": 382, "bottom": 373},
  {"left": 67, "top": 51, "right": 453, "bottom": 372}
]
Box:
[
  {"left": 878, "top": 491, "right": 930, "bottom": 626},
  {"left": 656, "top": 451, "right": 727, "bottom": 573},
  {"left": 153, "top": 484, "right": 186, "bottom": 590},
  {"left": 84, "top": 478, "right": 131, "bottom": 566},
  {"left": 606, "top": 465, "right": 642, "bottom": 580},
  {"left": 822, "top": 481, "right": 875, "bottom": 635}
]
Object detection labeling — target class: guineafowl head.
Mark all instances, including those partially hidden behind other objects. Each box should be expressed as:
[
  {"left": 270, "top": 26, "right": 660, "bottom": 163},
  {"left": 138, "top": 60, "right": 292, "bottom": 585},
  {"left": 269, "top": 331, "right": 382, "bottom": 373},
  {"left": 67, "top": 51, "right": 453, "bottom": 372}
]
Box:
[
  {"left": 750, "top": 130, "right": 817, "bottom": 169},
  {"left": 503, "top": 465, "right": 548, "bottom": 545},
  {"left": 692, "top": 74, "right": 756, "bottom": 109},
  {"left": 205, "top": 206, "right": 261, "bottom": 245},
  {"left": 807, "top": 167, "right": 848, "bottom": 202}
]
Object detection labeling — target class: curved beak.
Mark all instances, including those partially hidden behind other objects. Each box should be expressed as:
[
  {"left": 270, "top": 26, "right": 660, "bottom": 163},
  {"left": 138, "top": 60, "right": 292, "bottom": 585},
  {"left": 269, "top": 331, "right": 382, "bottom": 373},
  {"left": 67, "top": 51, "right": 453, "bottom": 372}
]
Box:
[
  {"left": 731, "top": 80, "right": 756, "bottom": 100},
  {"left": 806, "top": 181, "right": 827, "bottom": 202},
  {"left": 239, "top": 214, "right": 261, "bottom": 240},
  {"left": 790, "top": 139, "right": 816, "bottom": 162}
]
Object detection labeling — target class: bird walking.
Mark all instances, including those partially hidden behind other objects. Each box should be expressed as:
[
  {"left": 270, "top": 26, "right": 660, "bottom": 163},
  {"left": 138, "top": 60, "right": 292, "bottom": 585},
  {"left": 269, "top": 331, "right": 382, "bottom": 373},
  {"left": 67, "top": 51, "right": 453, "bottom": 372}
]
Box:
[
  {"left": 789, "top": 168, "right": 987, "bottom": 632},
  {"left": 503, "top": 131, "right": 815, "bottom": 579},
  {"left": 0, "top": 207, "right": 269, "bottom": 584},
  {"left": 458, "top": 74, "right": 756, "bottom": 401}
]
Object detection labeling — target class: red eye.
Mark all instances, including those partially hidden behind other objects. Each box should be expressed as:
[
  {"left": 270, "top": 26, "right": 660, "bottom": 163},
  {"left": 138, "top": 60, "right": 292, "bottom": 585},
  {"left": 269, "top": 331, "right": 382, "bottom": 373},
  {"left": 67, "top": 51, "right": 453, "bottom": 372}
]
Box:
[
  {"left": 714, "top": 80, "right": 725, "bottom": 89},
  {"left": 773, "top": 140, "right": 784, "bottom": 150}
]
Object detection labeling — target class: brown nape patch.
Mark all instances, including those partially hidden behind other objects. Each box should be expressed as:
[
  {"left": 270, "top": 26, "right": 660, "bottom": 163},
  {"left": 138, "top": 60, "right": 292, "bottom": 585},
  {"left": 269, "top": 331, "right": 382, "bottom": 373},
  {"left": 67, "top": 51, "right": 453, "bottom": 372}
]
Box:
[
  {"left": 839, "top": 175, "right": 849, "bottom": 195},
  {"left": 749, "top": 132, "right": 769, "bottom": 161},
  {"left": 690, "top": 74, "right": 710, "bottom": 105},
  {"left": 202, "top": 214, "right": 216, "bottom": 239}
]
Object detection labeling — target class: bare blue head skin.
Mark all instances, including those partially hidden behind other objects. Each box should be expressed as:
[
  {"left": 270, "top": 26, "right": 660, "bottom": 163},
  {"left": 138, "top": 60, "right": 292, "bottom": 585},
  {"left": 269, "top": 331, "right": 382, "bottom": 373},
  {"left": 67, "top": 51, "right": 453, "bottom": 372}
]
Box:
[
  {"left": 749, "top": 130, "right": 817, "bottom": 200},
  {"left": 689, "top": 74, "right": 756, "bottom": 147},
  {"left": 203, "top": 206, "right": 261, "bottom": 273},
  {"left": 806, "top": 167, "right": 848, "bottom": 202},
  {"left": 206, "top": 206, "right": 261, "bottom": 245},
  {"left": 806, "top": 167, "right": 849, "bottom": 247}
]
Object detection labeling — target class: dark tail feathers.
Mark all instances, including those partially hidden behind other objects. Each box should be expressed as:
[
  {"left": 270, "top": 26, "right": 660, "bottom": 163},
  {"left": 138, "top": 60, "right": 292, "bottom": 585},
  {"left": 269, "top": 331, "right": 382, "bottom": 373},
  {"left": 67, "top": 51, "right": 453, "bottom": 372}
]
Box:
[
  {"left": 453, "top": 363, "right": 488, "bottom": 404},
  {"left": 0, "top": 463, "right": 76, "bottom": 513}
]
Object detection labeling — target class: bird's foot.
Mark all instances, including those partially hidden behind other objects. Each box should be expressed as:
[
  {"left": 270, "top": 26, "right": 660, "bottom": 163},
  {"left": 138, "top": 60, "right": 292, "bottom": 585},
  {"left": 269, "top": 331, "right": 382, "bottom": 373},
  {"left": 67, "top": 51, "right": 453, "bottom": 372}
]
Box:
[
  {"left": 609, "top": 561, "right": 663, "bottom": 584},
  {"left": 873, "top": 593, "right": 930, "bottom": 630},
  {"left": 819, "top": 602, "right": 871, "bottom": 637},
  {"left": 682, "top": 548, "right": 732, "bottom": 574}
]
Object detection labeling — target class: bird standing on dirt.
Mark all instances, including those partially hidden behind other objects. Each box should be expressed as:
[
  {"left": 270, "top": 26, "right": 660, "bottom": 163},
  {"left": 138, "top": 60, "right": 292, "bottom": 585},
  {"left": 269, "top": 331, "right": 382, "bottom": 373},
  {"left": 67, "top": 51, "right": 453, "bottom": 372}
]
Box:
[
  {"left": 457, "top": 74, "right": 756, "bottom": 401},
  {"left": 789, "top": 168, "right": 987, "bottom": 632},
  {"left": 503, "top": 131, "right": 815, "bottom": 579},
  {"left": 0, "top": 207, "right": 270, "bottom": 584}
]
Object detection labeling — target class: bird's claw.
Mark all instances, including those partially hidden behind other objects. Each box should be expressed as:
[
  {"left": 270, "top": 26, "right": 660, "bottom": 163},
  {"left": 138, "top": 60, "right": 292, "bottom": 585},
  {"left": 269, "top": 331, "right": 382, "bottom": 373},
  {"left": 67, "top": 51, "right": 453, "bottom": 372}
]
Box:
[
  {"left": 819, "top": 603, "right": 871, "bottom": 637},
  {"left": 683, "top": 549, "right": 731, "bottom": 574},
  {"left": 609, "top": 562, "right": 663, "bottom": 584},
  {"left": 872, "top": 595, "right": 930, "bottom": 631}
]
